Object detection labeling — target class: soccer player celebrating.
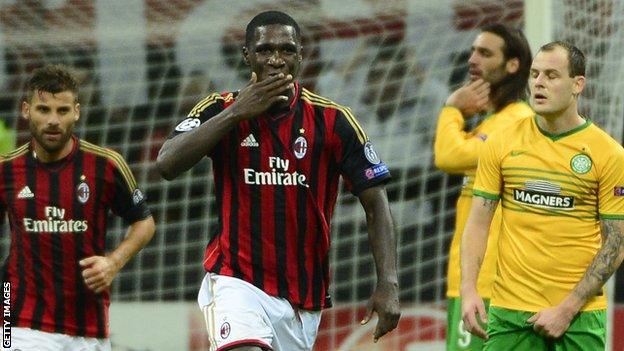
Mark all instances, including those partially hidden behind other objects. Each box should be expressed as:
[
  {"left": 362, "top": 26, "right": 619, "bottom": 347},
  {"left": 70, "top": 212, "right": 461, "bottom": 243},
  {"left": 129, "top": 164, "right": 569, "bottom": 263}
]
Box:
[
  {"left": 157, "top": 10, "right": 400, "bottom": 351},
  {"left": 0, "top": 65, "right": 155, "bottom": 350},
  {"left": 433, "top": 24, "right": 533, "bottom": 350},
  {"left": 461, "top": 41, "right": 624, "bottom": 350}
]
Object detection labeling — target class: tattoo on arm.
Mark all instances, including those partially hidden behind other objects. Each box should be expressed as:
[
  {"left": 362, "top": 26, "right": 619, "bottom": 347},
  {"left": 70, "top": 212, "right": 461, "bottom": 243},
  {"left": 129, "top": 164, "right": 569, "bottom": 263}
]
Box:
[
  {"left": 480, "top": 198, "right": 498, "bottom": 212},
  {"left": 573, "top": 219, "right": 624, "bottom": 302}
]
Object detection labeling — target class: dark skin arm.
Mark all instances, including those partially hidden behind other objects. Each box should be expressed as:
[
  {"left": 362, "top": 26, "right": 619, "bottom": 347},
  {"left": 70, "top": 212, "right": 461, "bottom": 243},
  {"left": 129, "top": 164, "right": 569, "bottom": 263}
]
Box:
[
  {"left": 358, "top": 185, "right": 401, "bottom": 342},
  {"left": 156, "top": 72, "right": 293, "bottom": 180}
]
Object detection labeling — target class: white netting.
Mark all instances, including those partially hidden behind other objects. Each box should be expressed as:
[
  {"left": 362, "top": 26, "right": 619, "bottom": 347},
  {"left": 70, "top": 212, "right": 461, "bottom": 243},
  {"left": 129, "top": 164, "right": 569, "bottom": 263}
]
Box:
[{"left": 0, "top": 0, "right": 622, "bottom": 350}]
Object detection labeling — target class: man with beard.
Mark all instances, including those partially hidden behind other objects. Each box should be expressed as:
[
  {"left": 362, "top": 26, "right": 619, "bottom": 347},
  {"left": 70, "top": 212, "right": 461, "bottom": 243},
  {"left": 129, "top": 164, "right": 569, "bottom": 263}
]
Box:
[
  {"left": 0, "top": 65, "right": 155, "bottom": 350},
  {"left": 433, "top": 24, "right": 533, "bottom": 351},
  {"left": 157, "top": 10, "right": 400, "bottom": 351}
]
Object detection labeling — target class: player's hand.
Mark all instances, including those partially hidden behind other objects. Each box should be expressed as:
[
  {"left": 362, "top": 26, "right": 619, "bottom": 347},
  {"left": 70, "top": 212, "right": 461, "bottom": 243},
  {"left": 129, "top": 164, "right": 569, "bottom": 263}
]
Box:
[
  {"left": 527, "top": 306, "right": 575, "bottom": 338},
  {"left": 79, "top": 256, "right": 121, "bottom": 294},
  {"left": 461, "top": 288, "right": 488, "bottom": 339},
  {"left": 360, "top": 281, "right": 401, "bottom": 342},
  {"left": 229, "top": 72, "right": 294, "bottom": 121},
  {"left": 445, "top": 79, "right": 490, "bottom": 117}
]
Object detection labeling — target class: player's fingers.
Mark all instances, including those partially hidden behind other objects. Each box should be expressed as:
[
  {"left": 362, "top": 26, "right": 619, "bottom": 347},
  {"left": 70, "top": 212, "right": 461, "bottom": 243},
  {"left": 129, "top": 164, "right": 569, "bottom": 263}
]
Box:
[
  {"left": 474, "top": 96, "right": 489, "bottom": 109},
  {"left": 361, "top": 301, "right": 374, "bottom": 325},
  {"left": 472, "top": 322, "right": 488, "bottom": 339},
  {"left": 267, "top": 95, "right": 290, "bottom": 106},
  {"left": 475, "top": 86, "right": 490, "bottom": 99},
  {"left": 473, "top": 80, "right": 490, "bottom": 93},
  {"left": 373, "top": 323, "right": 385, "bottom": 342},
  {"left": 527, "top": 313, "right": 538, "bottom": 323},
  {"left": 477, "top": 301, "right": 488, "bottom": 324},
  {"left": 373, "top": 313, "right": 399, "bottom": 342},
  {"left": 467, "top": 78, "right": 486, "bottom": 90},
  {"left": 249, "top": 72, "right": 257, "bottom": 85},
  {"left": 90, "top": 282, "right": 106, "bottom": 293},
  {"left": 262, "top": 76, "right": 293, "bottom": 94},
  {"left": 81, "top": 267, "right": 97, "bottom": 279},
  {"left": 79, "top": 256, "right": 98, "bottom": 267},
  {"left": 255, "top": 73, "right": 287, "bottom": 89}
]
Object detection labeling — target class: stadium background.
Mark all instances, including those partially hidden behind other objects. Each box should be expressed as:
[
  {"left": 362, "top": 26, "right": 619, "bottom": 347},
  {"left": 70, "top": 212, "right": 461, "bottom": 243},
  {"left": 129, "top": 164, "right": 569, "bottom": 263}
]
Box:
[{"left": 0, "top": 0, "right": 623, "bottom": 350}]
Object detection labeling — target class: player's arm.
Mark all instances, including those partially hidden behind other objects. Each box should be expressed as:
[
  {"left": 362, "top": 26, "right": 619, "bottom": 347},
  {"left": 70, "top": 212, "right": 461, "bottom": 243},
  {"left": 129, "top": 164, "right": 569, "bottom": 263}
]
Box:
[
  {"left": 528, "top": 218, "right": 624, "bottom": 338},
  {"left": 157, "top": 73, "right": 293, "bottom": 180},
  {"left": 357, "top": 185, "right": 401, "bottom": 342},
  {"left": 80, "top": 216, "right": 155, "bottom": 293},
  {"left": 460, "top": 194, "right": 498, "bottom": 339},
  {"left": 434, "top": 79, "right": 490, "bottom": 174}
]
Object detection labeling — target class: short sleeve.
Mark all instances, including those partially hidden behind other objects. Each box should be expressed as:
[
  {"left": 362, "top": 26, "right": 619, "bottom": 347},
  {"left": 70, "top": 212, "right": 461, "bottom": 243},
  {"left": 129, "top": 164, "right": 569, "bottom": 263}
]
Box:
[
  {"left": 473, "top": 135, "right": 503, "bottom": 200},
  {"left": 598, "top": 147, "right": 624, "bottom": 219},
  {"left": 109, "top": 156, "right": 151, "bottom": 224},
  {"left": 168, "top": 93, "right": 227, "bottom": 139},
  {"left": 333, "top": 109, "right": 390, "bottom": 195}
]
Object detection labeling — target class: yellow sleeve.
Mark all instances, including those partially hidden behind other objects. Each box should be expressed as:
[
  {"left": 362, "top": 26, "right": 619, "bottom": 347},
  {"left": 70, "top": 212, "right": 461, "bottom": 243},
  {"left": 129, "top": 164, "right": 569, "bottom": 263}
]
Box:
[
  {"left": 472, "top": 135, "right": 502, "bottom": 200},
  {"left": 434, "top": 106, "right": 485, "bottom": 174},
  {"left": 599, "top": 146, "right": 624, "bottom": 219}
]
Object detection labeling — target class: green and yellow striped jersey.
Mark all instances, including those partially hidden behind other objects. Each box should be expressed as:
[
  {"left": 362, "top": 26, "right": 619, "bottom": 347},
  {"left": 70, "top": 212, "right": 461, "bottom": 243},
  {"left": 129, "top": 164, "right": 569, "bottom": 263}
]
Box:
[{"left": 474, "top": 116, "right": 624, "bottom": 312}]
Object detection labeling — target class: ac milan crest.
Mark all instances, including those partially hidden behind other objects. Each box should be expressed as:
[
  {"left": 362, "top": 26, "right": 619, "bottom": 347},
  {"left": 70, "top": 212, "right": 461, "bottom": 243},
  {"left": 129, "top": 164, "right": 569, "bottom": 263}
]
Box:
[
  {"left": 293, "top": 136, "right": 308, "bottom": 159},
  {"left": 77, "top": 181, "right": 90, "bottom": 204},
  {"left": 220, "top": 322, "right": 231, "bottom": 339}
]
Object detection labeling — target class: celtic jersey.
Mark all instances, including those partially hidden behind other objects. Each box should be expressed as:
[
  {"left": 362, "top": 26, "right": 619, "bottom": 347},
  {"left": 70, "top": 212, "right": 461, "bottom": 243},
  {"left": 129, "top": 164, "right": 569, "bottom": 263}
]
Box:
[
  {"left": 434, "top": 102, "right": 533, "bottom": 298},
  {"left": 473, "top": 116, "right": 624, "bottom": 311}
]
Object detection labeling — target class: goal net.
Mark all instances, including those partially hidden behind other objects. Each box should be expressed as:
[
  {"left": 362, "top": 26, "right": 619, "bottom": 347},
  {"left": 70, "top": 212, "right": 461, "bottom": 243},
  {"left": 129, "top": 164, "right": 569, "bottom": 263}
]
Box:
[{"left": 0, "top": 1, "right": 622, "bottom": 350}]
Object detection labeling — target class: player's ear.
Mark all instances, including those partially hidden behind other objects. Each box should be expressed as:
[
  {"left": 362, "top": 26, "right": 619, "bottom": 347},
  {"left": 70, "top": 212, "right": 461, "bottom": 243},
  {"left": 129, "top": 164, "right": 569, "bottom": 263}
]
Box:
[
  {"left": 242, "top": 46, "right": 250, "bottom": 66},
  {"left": 572, "top": 75, "right": 585, "bottom": 96},
  {"left": 21, "top": 101, "right": 30, "bottom": 120},
  {"left": 75, "top": 103, "right": 80, "bottom": 121},
  {"left": 506, "top": 57, "right": 519, "bottom": 75}
]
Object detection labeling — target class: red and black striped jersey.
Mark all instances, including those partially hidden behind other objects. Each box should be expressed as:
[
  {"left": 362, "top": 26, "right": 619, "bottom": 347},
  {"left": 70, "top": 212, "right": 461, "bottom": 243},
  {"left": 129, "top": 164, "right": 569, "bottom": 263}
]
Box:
[
  {"left": 0, "top": 136, "right": 151, "bottom": 338},
  {"left": 170, "top": 83, "right": 391, "bottom": 310}
]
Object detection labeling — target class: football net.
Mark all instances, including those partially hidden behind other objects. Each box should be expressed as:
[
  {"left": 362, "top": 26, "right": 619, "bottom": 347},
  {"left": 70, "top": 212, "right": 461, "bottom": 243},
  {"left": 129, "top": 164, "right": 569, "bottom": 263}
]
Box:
[{"left": 0, "top": 0, "right": 622, "bottom": 350}]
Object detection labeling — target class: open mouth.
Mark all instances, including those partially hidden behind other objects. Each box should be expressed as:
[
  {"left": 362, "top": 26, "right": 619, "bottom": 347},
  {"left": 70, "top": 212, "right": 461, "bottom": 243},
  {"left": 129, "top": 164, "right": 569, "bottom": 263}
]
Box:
[
  {"left": 468, "top": 69, "right": 482, "bottom": 80},
  {"left": 533, "top": 93, "right": 547, "bottom": 103}
]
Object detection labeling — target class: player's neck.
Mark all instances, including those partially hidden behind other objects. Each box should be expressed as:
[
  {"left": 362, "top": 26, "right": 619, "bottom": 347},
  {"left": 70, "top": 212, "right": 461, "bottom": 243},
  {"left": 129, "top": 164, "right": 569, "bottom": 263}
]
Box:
[
  {"left": 32, "top": 137, "right": 75, "bottom": 163},
  {"left": 536, "top": 105, "right": 585, "bottom": 136}
]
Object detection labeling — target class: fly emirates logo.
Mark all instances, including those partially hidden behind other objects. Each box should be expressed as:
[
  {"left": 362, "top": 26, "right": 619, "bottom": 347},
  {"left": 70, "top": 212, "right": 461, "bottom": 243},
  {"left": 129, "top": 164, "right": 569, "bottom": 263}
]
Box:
[
  {"left": 23, "top": 206, "right": 88, "bottom": 233},
  {"left": 244, "top": 157, "right": 309, "bottom": 188}
]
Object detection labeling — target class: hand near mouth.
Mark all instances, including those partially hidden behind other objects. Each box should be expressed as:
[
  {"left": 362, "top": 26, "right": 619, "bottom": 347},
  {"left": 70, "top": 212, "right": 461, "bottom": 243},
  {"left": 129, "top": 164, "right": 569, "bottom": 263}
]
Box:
[{"left": 229, "top": 72, "right": 294, "bottom": 121}]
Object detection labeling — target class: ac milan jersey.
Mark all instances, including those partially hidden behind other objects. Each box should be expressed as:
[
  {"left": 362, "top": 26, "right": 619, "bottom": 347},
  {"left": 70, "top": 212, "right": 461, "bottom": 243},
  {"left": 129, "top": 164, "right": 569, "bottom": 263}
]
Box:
[
  {"left": 170, "top": 83, "right": 390, "bottom": 310},
  {"left": 0, "top": 137, "right": 151, "bottom": 338}
]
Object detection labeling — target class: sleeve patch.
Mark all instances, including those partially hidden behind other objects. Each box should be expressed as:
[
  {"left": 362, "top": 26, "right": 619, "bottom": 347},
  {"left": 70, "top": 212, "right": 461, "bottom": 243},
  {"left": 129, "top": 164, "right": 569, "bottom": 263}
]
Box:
[
  {"left": 364, "top": 141, "right": 380, "bottom": 164},
  {"left": 132, "top": 189, "right": 146, "bottom": 205},
  {"left": 175, "top": 117, "right": 201, "bottom": 132},
  {"left": 364, "top": 163, "right": 389, "bottom": 180}
]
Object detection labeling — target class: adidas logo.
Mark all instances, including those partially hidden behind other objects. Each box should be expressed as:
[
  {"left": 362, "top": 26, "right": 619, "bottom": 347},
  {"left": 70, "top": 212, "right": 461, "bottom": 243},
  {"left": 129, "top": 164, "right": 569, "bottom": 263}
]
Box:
[
  {"left": 17, "top": 186, "right": 34, "bottom": 199},
  {"left": 240, "top": 134, "right": 259, "bottom": 147}
]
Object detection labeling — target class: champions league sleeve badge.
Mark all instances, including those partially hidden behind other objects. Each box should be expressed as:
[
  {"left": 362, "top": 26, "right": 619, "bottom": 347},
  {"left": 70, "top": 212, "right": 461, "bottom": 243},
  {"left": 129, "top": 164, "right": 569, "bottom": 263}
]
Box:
[
  {"left": 132, "top": 189, "right": 146, "bottom": 205},
  {"left": 174, "top": 117, "right": 201, "bottom": 132},
  {"left": 364, "top": 141, "right": 381, "bottom": 165},
  {"left": 76, "top": 175, "right": 90, "bottom": 204}
]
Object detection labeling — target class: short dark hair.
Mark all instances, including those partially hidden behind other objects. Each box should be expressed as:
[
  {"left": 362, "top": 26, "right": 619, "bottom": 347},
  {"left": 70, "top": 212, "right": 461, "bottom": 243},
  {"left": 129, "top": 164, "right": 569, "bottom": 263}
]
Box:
[
  {"left": 26, "top": 64, "right": 79, "bottom": 103},
  {"left": 539, "top": 41, "right": 586, "bottom": 77},
  {"left": 245, "top": 11, "right": 301, "bottom": 47},
  {"left": 480, "top": 24, "right": 532, "bottom": 112}
]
